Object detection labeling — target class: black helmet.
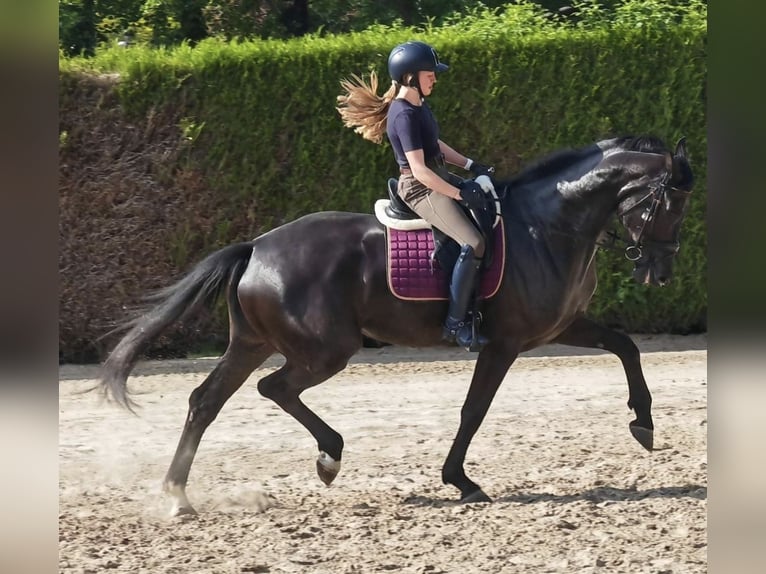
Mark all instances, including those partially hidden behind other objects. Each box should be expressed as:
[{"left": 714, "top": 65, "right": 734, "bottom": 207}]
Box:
[{"left": 387, "top": 41, "right": 449, "bottom": 83}]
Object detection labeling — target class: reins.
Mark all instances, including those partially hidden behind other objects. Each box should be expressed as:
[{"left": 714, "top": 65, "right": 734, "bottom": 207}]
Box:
[{"left": 488, "top": 184, "right": 626, "bottom": 254}]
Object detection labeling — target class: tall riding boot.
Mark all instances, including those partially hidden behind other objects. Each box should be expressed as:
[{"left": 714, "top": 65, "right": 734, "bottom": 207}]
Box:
[{"left": 442, "top": 245, "right": 489, "bottom": 350}]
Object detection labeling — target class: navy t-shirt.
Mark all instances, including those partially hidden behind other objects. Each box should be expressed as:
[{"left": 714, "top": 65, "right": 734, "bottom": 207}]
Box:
[{"left": 386, "top": 99, "right": 441, "bottom": 169}]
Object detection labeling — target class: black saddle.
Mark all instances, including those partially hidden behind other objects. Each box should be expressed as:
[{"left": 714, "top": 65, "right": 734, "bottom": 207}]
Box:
[{"left": 385, "top": 178, "right": 419, "bottom": 220}]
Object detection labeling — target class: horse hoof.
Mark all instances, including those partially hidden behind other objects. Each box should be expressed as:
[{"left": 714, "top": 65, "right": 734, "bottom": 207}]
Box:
[
  {"left": 316, "top": 451, "right": 341, "bottom": 486},
  {"left": 164, "top": 481, "right": 197, "bottom": 517},
  {"left": 630, "top": 424, "right": 654, "bottom": 451},
  {"left": 170, "top": 503, "right": 198, "bottom": 517},
  {"left": 460, "top": 489, "right": 492, "bottom": 504}
]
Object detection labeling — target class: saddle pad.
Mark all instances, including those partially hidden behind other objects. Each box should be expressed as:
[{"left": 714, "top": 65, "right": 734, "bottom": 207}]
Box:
[{"left": 386, "top": 220, "right": 505, "bottom": 301}]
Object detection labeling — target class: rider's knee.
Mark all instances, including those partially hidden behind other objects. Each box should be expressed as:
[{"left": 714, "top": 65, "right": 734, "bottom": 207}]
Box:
[{"left": 471, "top": 237, "right": 486, "bottom": 259}]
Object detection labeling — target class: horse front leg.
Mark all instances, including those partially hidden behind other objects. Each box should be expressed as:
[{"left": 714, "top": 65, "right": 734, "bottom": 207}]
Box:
[
  {"left": 442, "top": 341, "right": 519, "bottom": 502},
  {"left": 552, "top": 316, "right": 654, "bottom": 451}
]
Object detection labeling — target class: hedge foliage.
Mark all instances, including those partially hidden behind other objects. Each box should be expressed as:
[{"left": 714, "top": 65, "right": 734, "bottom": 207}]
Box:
[{"left": 59, "top": 0, "right": 707, "bottom": 361}]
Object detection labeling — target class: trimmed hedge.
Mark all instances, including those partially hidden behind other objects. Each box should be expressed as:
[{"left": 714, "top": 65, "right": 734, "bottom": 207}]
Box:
[{"left": 59, "top": 1, "right": 707, "bottom": 361}]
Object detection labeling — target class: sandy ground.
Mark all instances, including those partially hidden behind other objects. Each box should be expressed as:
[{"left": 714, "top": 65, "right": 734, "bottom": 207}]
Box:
[{"left": 59, "top": 334, "right": 707, "bottom": 574}]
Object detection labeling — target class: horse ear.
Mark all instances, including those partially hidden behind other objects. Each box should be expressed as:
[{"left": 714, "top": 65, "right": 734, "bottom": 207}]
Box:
[{"left": 674, "top": 136, "right": 688, "bottom": 159}]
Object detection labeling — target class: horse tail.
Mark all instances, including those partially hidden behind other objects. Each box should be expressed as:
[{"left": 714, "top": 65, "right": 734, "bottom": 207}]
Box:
[{"left": 99, "top": 241, "right": 255, "bottom": 411}]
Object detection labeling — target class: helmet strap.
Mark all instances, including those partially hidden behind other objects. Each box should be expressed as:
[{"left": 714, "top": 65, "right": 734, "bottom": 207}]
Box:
[{"left": 403, "top": 72, "right": 424, "bottom": 98}]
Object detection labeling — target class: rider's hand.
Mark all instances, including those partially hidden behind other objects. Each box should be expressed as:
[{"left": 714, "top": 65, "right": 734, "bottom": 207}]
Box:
[
  {"left": 470, "top": 162, "right": 495, "bottom": 178},
  {"left": 457, "top": 180, "right": 487, "bottom": 211}
]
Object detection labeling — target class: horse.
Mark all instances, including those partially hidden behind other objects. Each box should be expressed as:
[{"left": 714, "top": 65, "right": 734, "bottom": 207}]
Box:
[{"left": 99, "top": 134, "right": 694, "bottom": 515}]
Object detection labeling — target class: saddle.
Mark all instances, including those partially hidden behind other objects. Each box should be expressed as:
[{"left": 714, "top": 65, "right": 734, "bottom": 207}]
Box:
[
  {"left": 383, "top": 178, "right": 420, "bottom": 221},
  {"left": 374, "top": 176, "right": 505, "bottom": 301}
]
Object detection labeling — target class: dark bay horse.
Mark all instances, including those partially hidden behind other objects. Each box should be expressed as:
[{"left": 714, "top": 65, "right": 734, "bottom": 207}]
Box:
[{"left": 100, "top": 135, "right": 694, "bottom": 515}]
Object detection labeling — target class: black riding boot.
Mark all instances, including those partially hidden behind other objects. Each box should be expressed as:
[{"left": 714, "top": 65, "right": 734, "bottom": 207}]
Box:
[{"left": 442, "top": 245, "right": 489, "bottom": 350}]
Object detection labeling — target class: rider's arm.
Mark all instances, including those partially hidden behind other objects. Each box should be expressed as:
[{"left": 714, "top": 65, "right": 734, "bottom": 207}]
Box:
[
  {"left": 438, "top": 140, "right": 473, "bottom": 171},
  {"left": 404, "top": 148, "right": 461, "bottom": 200}
]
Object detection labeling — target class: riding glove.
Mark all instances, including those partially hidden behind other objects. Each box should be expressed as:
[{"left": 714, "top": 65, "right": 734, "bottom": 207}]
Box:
[{"left": 457, "top": 180, "right": 487, "bottom": 211}]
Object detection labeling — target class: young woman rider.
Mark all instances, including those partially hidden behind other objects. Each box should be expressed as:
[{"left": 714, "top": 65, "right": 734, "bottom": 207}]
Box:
[{"left": 337, "top": 40, "right": 494, "bottom": 350}]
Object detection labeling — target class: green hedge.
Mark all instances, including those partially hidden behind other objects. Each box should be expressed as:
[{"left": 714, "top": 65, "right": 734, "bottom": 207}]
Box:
[{"left": 59, "top": 1, "right": 707, "bottom": 361}]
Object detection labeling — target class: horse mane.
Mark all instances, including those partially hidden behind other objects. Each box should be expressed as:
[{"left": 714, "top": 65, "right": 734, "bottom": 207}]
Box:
[
  {"left": 502, "top": 134, "right": 670, "bottom": 189},
  {"left": 503, "top": 145, "right": 599, "bottom": 188},
  {"left": 618, "top": 134, "right": 693, "bottom": 188},
  {"left": 613, "top": 134, "right": 668, "bottom": 154}
]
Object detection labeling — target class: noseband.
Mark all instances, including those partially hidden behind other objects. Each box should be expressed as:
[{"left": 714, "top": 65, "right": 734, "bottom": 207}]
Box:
[{"left": 616, "top": 172, "right": 690, "bottom": 262}]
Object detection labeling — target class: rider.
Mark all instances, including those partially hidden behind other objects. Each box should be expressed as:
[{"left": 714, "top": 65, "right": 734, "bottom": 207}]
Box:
[{"left": 337, "top": 40, "right": 494, "bottom": 350}]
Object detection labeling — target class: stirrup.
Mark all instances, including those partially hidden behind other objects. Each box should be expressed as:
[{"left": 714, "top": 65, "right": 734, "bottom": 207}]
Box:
[
  {"left": 442, "top": 313, "right": 488, "bottom": 352},
  {"left": 463, "top": 311, "right": 489, "bottom": 351},
  {"left": 467, "top": 315, "right": 488, "bottom": 351}
]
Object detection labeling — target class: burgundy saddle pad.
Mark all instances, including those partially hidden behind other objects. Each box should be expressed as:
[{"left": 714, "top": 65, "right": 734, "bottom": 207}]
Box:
[{"left": 385, "top": 221, "right": 505, "bottom": 301}]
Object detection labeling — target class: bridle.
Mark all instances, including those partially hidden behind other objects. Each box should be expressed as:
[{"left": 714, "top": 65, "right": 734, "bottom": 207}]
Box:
[{"left": 615, "top": 170, "right": 692, "bottom": 262}]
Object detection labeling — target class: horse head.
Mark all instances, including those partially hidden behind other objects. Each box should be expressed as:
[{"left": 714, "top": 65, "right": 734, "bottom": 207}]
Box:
[{"left": 616, "top": 137, "right": 694, "bottom": 286}]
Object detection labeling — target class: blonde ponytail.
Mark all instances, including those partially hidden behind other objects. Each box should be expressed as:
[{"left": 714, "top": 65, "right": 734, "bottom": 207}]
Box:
[{"left": 336, "top": 71, "right": 397, "bottom": 144}]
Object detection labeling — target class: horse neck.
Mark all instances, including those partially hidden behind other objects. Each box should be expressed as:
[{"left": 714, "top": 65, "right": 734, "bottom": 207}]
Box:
[
  {"left": 501, "top": 143, "right": 671, "bottom": 249},
  {"left": 503, "top": 151, "right": 618, "bottom": 245},
  {"left": 555, "top": 168, "right": 623, "bottom": 240}
]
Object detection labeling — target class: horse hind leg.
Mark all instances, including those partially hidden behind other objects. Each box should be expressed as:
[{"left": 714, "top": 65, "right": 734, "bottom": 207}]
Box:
[
  {"left": 552, "top": 316, "right": 654, "bottom": 451},
  {"left": 163, "top": 341, "right": 273, "bottom": 516},
  {"left": 256, "top": 357, "right": 350, "bottom": 487}
]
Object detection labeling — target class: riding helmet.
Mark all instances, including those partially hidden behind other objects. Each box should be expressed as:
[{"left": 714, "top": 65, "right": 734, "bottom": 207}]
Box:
[{"left": 387, "top": 41, "right": 449, "bottom": 83}]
